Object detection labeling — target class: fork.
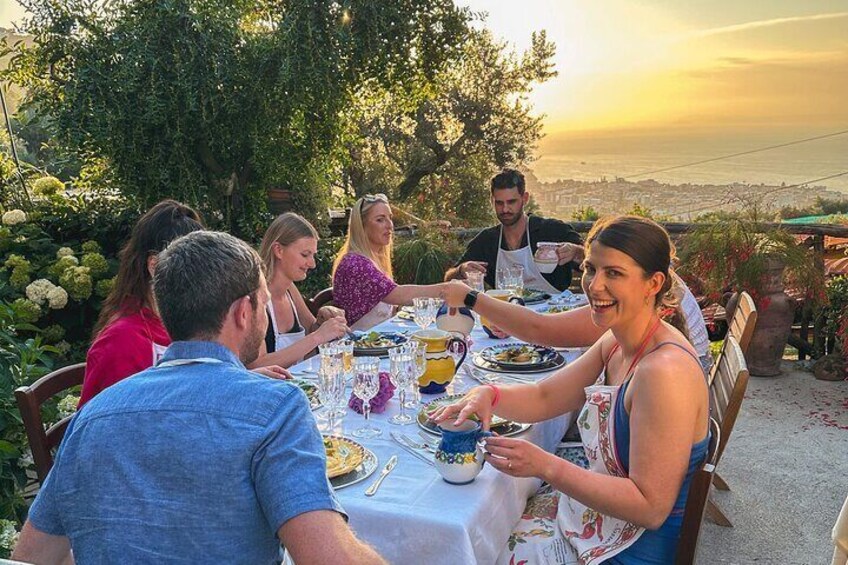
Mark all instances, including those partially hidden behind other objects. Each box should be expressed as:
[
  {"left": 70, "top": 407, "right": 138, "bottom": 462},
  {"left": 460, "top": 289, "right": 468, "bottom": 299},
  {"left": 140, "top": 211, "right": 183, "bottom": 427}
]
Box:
[{"left": 399, "top": 434, "right": 436, "bottom": 452}]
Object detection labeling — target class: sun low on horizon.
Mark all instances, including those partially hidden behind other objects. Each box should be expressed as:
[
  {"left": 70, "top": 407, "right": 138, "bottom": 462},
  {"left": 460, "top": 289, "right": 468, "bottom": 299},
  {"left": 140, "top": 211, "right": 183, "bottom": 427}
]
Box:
[{"left": 458, "top": 0, "right": 848, "bottom": 143}]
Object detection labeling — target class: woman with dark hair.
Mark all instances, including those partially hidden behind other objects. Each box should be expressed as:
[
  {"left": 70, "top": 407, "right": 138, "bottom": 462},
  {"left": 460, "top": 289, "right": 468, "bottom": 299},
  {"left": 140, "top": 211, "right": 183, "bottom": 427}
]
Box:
[
  {"left": 438, "top": 216, "right": 710, "bottom": 564},
  {"left": 80, "top": 201, "right": 205, "bottom": 406}
]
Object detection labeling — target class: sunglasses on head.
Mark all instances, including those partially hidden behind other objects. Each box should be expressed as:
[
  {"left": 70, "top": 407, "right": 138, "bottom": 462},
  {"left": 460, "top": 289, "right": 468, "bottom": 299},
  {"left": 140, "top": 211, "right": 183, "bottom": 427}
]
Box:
[{"left": 359, "top": 193, "right": 389, "bottom": 209}]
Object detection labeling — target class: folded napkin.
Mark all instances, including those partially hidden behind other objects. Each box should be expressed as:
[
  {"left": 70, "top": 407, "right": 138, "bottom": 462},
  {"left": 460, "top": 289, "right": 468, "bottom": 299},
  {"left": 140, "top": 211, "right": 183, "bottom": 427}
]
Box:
[{"left": 349, "top": 371, "right": 395, "bottom": 414}]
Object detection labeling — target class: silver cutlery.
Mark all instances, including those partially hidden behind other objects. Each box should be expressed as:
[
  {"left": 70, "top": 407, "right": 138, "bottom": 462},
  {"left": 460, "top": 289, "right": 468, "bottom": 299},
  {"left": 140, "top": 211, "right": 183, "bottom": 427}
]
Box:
[
  {"left": 389, "top": 433, "right": 435, "bottom": 466},
  {"left": 398, "top": 434, "right": 436, "bottom": 453},
  {"left": 364, "top": 455, "right": 398, "bottom": 497}
]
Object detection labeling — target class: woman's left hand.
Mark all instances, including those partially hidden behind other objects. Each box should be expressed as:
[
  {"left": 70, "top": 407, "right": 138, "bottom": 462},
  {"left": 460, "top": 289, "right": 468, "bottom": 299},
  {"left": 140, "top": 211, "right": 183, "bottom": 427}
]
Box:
[
  {"left": 482, "top": 435, "right": 553, "bottom": 479},
  {"left": 252, "top": 365, "right": 292, "bottom": 380}
]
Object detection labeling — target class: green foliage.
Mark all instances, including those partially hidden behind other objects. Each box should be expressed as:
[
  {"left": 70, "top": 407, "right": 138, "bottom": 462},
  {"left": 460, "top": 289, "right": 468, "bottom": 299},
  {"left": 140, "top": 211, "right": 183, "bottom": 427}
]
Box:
[
  {"left": 30, "top": 176, "right": 64, "bottom": 199},
  {"left": 779, "top": 196, "right": 848, "bottom": 219},
  {"left": 0, "top": 300, "right": 61, "bottom": 551},
  {"left": 343, "top": 27, "right": 556, "bottom": 226},
  {"left": 393, "top": 226, "right": 463, "bottom": 284},
  {"left": 7, "top": 0, "right": 473, "bottom": 231},
  {"left": 0, "top": 207, "right": 117, "bottom": 363},
  {"left": 573, "top": 206, "right": 600, "bottom": 222},
  {"left": 816, "top": 276, "right": 848, "bottom": 356},
  {"left": 678, "top": 211, "right": 825, "bottom": 311}
]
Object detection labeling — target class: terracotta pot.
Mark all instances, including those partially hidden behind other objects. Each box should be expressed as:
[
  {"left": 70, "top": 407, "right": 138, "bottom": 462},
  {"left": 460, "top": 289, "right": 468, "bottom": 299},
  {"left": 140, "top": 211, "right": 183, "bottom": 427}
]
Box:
[{"left": 726, "top": 256, "right": 795, "bottom": 377}]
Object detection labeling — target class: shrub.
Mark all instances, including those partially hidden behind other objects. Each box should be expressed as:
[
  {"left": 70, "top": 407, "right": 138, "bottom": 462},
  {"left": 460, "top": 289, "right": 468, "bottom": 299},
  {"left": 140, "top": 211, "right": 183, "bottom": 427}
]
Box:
[{"left": 393, "top": 225, "right": 464, "bottom": 285}]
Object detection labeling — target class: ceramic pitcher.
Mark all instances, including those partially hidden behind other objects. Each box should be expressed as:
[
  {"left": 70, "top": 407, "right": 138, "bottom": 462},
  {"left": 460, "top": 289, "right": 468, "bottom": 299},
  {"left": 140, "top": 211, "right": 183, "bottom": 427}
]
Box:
[
  {"left": 412, "top": 329, "right": 467, "bottom": 394},
  {"left": 435, "top": 421, "right": 493, "bottom": 484},
  {"left": 435, "top": 304, "right": 475, "bottom": 338}
]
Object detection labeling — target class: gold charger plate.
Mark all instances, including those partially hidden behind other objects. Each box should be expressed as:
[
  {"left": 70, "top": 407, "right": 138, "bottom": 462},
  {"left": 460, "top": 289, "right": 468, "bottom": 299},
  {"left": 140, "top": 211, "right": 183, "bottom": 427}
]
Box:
[{"left": 323, "top": 435, "right": 366, "bottom": 479}]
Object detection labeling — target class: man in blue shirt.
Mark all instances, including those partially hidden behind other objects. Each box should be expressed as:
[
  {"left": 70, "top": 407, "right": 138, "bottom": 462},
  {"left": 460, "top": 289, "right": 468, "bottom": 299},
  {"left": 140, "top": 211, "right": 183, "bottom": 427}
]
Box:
[{"left": 14, "top": 231, "right": 385, "bottom": 564}]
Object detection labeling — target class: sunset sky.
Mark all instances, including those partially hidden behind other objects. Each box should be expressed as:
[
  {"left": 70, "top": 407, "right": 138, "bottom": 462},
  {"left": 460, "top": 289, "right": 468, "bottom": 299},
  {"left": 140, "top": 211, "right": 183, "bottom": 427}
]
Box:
[
  {"left": 457, "top": 0, "right": 848, "bottom": 147},
  {"left": 4, "top": 1, "right": 848, "bottom": 154}
]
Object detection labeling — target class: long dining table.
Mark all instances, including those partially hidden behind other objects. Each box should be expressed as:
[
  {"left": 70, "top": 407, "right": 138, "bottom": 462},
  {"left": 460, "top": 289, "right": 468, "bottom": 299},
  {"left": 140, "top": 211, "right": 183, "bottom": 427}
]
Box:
[{"left": 290, "top": 298, "right": 586, "bottom": 564}]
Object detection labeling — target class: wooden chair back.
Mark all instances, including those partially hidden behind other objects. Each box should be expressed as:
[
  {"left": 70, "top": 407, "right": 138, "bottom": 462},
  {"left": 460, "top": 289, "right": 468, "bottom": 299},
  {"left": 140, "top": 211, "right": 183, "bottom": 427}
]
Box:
[
  {"left": 307, "top": 287, "right": 334, "bottom": 317},
  {"left": 709, "top": 291, "right": 756, "bottom": 385},
  {"left": 709, "top": 336, "right": 749, "bottom": 465},
  {"left": 675, "top": 417, "right": 721, "bottom": 565},
  {"left": 14, "top": 363, "right": 85, "bottom": 483}
]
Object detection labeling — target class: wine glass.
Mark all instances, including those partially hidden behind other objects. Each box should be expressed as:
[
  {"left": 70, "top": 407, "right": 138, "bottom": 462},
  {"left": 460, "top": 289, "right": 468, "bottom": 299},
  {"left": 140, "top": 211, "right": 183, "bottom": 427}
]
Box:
[
  {"left": 405, "top": 340, "right": 427, "bottom": 409},
  {"left": 388, "top": 346, "right": 414, "bottom": 425},
  {"left": 352, "top": 357, "right": 381, "bottom": 439}
]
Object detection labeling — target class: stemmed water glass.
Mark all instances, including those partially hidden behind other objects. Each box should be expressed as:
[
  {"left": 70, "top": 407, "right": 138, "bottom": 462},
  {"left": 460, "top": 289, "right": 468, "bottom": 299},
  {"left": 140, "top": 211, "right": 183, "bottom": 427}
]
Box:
[
  {"left": 352, "top": 357, "right": 381, "bottom": 438},
  {"left": 319, "top": 342, "right": 348, "bottom": 419},
  {"left": 404, "top": 340, "right": 427, "bottom": 409},
  {"left": 388, "top": 346, "right": 414, "bottom": 425},
  {"left": 413, "top": 297, "right": 441, "bottom": 331}
]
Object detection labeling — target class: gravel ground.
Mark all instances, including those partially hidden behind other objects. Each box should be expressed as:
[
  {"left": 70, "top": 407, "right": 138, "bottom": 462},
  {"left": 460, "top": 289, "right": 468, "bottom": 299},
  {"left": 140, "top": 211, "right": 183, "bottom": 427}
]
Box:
[{"left": 697, "top": 362, "right": 848, "bottom": 564}]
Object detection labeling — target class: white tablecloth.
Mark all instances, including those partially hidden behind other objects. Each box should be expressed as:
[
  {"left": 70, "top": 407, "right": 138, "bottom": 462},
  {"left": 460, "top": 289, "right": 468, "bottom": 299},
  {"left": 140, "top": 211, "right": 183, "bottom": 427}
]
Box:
[{"left": 291, "top": 308, "right": 583, "bottom": 565}]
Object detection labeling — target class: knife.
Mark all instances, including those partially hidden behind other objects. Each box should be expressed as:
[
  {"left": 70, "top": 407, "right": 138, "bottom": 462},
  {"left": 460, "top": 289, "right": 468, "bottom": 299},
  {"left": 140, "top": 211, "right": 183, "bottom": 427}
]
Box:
[
  {"left": 364, "top": 455, "right": 398, "bottom": 497},
  {"left": 390, "top": 432, "right": 436, "bottom": 466}
]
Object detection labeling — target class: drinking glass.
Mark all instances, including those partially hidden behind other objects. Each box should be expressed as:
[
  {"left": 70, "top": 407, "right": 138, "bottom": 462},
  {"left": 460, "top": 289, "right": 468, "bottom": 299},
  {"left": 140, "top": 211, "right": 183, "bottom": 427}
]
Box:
[
  {"left": 352, "top": 357, "right": 381, "bottom": 438},
  {"left": 508, "top": 266, "right": 525, "bottom": 296},
  {"left": 405, "top": 340, "right": 427, "bottom": 409},
  {"left": 413, "top": 297, "right": 440, "bottom": 331},
  {"left": 388, "top": 346, "right": 414, "bottom": 425},
  {"left": 318, "top": 341, "right": 348, "bottom": 418},
  {"left": 465, "top": 270, "right": 485, "bottom": 292},
  {"left": 496, "top": 267, "right": 509, "bottom": 291},
  {"left": 317, "top": 356, "right": 343, "bottom": 432}
]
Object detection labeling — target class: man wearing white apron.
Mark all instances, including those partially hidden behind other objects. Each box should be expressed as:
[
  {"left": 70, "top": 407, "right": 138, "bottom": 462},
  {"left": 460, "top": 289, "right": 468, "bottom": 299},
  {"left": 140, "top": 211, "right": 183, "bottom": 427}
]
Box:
[{"left": 446, "top": 169, "right": 583, "bottom": 294}]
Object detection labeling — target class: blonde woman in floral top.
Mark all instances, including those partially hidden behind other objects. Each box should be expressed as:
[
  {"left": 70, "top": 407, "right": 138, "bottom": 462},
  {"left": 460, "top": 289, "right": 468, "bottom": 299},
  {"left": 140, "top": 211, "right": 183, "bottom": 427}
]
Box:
[{"left": 332, "top": 194, "right": 451, "bottom": 330}]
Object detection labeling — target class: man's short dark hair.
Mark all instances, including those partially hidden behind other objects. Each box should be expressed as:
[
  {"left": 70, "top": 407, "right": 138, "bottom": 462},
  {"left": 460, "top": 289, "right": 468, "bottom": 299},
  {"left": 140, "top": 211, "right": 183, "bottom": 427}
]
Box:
[
  {"left": 154, "top": 231, "right": 262, "bottom": 341},
  {"left": 491, "top": 168, "right": 525, "bottom": 194}
]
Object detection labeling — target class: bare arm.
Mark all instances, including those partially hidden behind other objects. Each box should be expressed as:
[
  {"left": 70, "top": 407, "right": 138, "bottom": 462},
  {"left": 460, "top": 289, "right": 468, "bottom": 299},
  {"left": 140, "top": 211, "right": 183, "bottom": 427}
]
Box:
[
  {"left": 289, "top": 285, "right": 317, "bottom": 332},
  {"left": 541, "top": 351, "right": 708, "bottom": 529},
  {"left": 12, "top": 521, "right": 73, "bottom": 565},
  {"left": 442, "top": 281, "right": 605, "bottom": 347},
  {"left": 279, "top": 510, "right": 386, "bottom": 565},
  {"left": 382, "top": 282, "right": 450, "bottom": 306},
  {"left": 434, "top": 336, "right": 608, "bottom": 428}
]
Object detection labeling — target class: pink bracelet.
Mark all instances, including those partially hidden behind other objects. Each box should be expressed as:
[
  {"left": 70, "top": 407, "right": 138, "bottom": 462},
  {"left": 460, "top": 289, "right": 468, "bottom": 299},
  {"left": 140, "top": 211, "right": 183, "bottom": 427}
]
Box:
[{"left": 483, "top": 383, "right": 500, "bottom": 408}]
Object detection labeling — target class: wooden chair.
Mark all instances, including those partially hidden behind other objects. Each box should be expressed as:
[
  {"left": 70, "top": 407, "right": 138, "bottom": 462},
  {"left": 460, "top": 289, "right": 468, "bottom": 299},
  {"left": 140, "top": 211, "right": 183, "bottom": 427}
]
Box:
[
  {"left": 705, "top": 336, "right": 750, "bottom": 527},
  {"left": 675, "top": 417, "right": 721, "bottom": 565},
  {"left": 14, "top": 363, "right": 85, "bottom": 483},
  {"left": 709, "top": 291, "right": 756, "bottom": 386},
  {"left": 307, "top": 287, "right": 334, "bottom": 317}
]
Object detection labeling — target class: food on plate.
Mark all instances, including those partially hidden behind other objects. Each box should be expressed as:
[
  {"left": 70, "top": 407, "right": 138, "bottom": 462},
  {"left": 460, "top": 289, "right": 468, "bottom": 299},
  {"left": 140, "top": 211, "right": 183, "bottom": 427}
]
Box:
[
  {"left": 324, "top": 436, "right": 364, "bottom": 478},
  {"left": 353, "top": 331, "right": 395, "bottom": 349},
  {"left": 493, "top": 345, "right": 542, "bottom": 364},
  {"left": 543, "top": 304, "right": 573, "bottom": 314}
]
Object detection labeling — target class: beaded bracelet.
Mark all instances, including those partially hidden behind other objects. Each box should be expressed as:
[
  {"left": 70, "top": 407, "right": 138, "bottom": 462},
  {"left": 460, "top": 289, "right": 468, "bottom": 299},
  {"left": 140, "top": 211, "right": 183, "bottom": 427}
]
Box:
[{"left": 483, "top": 383, "right": 500, "bottom": 408}]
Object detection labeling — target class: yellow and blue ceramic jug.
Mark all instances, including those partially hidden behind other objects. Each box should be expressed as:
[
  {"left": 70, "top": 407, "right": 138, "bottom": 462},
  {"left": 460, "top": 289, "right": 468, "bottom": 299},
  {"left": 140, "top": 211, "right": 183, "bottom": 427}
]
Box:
[{"left": 412, "top": 329, "right": 467, "bottom": 394}]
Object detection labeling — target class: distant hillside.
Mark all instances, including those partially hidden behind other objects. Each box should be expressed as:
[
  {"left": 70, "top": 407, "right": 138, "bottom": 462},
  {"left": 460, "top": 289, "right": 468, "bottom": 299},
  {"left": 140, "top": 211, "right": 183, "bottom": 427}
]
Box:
[{"left": 532, "top": 176, "right": 844, "bottom": 221}]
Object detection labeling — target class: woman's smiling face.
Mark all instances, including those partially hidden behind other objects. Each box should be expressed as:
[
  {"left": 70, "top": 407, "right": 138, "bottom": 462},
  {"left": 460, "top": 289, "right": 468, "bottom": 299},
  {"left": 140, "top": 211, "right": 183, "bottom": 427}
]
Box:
[
  {"left": 581, "top": 240, "right": 664, "bottom": 329},
  {"left": 275, "top": 236, "right": 318, "bottom": 282}
]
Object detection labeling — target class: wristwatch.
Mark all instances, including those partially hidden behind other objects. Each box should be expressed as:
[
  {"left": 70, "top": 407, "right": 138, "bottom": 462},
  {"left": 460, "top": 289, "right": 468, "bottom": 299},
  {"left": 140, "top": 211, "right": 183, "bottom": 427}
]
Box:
[{"left": 464, "top": 290, "right": 479, "bottom": 309}]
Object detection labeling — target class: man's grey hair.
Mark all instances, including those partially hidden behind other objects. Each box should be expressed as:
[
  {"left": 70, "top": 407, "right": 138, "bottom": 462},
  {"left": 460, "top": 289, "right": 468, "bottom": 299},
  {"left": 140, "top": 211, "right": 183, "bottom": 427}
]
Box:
[{"left": 154, "top": 231, "right": 263, "bottom": 341}]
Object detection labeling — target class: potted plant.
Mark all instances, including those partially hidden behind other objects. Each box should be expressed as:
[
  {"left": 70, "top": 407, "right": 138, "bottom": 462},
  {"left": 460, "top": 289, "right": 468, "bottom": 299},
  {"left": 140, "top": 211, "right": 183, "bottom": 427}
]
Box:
[{"left": 679, "top": 214, "right": 826, "bottom": 376}]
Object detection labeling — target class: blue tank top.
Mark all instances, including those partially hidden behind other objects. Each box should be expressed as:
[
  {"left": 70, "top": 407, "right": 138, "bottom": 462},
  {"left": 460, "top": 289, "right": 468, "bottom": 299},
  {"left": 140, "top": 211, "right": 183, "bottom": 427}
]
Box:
[{"left": 607, "top": 342, "right": 710, "bottom": 565}]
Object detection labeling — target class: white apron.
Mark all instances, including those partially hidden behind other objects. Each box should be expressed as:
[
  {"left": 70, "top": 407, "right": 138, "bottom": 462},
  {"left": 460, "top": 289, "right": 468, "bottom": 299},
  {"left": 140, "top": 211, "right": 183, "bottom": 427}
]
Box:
[
  {"left": 268, "top": 292, "right": 307, "bottom": 357},
  {"left": 350, "top": 301, "right": 395, "bottom": 331},
  {"left": 555, "top": 373, "right": 646, "bottom": 564},
  {"left": 496, "top": 221, "right": 561, "bottom": 296}
]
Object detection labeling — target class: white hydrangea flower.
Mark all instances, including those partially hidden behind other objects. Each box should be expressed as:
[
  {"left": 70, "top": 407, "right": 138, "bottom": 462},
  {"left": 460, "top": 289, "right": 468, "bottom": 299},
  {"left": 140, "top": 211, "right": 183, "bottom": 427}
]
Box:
[
  {"left": 56, "top": 247, "right": 75, "bottom": 258},
  {"left": 1, "top": 209, "right": 27, "bottom": 225},
  {"left": 0, "top": 519, "right": 19, "bottom": 552},
  {"left": 26, "top": 279, "right": 56, "bottom": 306},
  {"left": 47, "top": 285, "right": 69, "bottom": 309},
  {"left": 57, "top": 395, "right": 79, "bottom": 419}
]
